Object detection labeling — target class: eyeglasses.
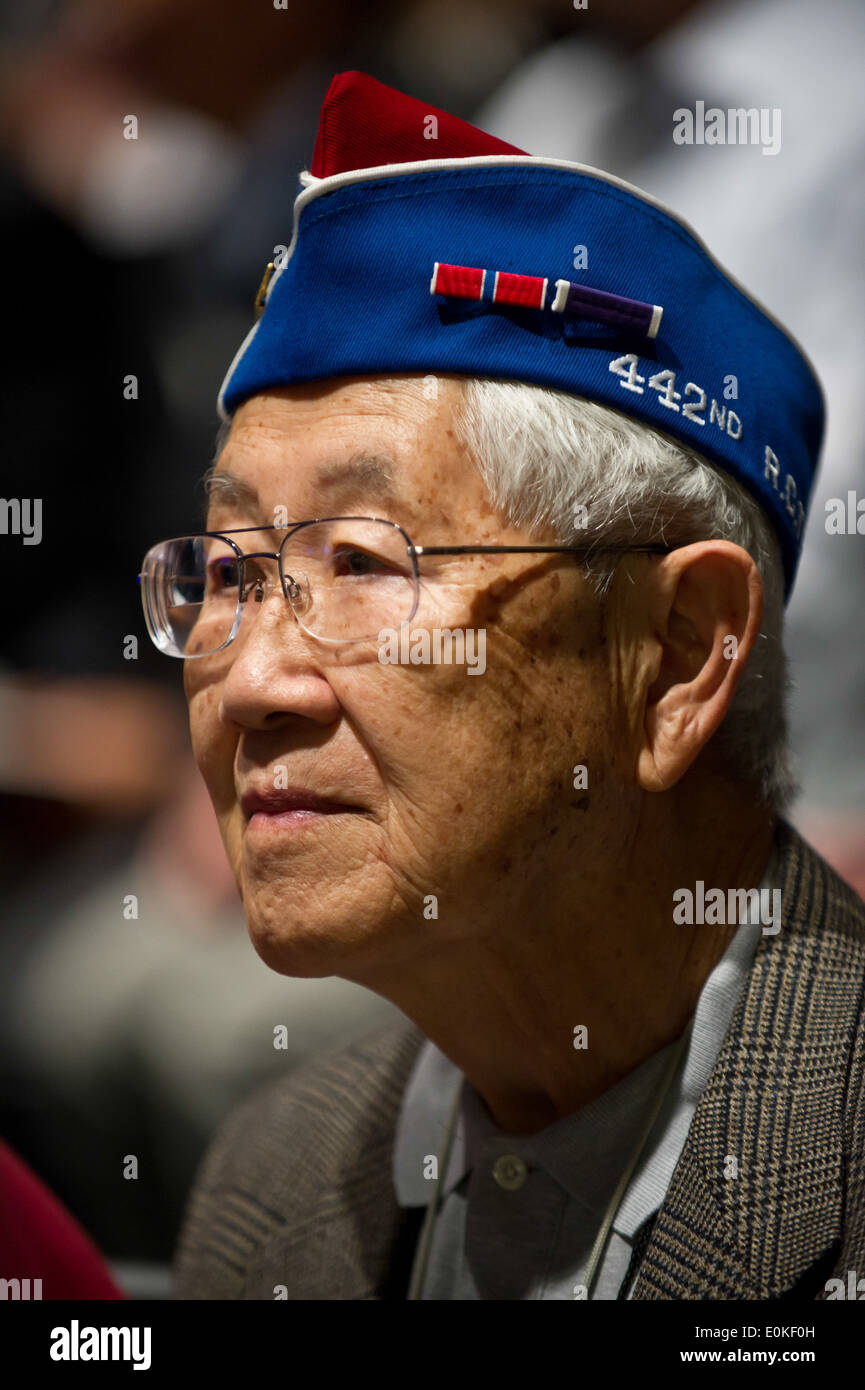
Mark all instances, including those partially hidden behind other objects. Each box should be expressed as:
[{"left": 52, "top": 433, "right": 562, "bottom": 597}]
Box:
[{"left": 138, "top": 516, "right": 670, "bottom": 658}]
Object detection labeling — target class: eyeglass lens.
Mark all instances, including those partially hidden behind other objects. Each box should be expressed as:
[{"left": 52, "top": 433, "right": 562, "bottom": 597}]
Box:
[{"left": 142, "top": 519, "right": 417, "bottom": 656}]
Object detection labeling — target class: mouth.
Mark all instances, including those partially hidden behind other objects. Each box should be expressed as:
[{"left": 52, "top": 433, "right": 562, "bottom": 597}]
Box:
[{"left": 240, "top": 786, "right": 367, "bottom": 831}]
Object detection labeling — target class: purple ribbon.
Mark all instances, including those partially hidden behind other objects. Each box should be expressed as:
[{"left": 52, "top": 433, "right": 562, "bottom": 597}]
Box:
[{"left": 551, "top": 279, "right": 663, "bottom": 339}]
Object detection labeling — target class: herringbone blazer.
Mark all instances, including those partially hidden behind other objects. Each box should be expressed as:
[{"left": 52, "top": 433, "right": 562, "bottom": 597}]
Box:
[{"left": 173, "top": 820, "right": 865, "bottom": 1299}]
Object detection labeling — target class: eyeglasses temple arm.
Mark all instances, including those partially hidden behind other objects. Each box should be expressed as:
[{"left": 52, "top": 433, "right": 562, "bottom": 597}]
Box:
[{"left": 412, "top": 544, "right": 671, "bottom": 556}]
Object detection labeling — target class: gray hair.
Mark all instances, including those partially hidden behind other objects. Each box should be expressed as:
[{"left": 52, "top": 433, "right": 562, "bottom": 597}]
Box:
[{"left": 452, "top": 377, "right": 797, "bottom": 814}]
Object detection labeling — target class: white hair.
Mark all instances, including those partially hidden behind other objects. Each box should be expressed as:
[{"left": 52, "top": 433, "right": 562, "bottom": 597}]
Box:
[{"left": 451, "top": 378, "right": 797, "bottom": 814}]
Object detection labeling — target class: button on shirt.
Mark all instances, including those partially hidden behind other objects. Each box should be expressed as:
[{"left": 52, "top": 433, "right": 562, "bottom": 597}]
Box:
[{"left": 393, "top": 857, "right": 776, "bottom": 1300}]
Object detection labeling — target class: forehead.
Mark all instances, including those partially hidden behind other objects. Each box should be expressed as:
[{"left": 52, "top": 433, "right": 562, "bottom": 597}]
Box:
[{"left": 206, "top": 375, "right": 485, "bottom": 529}]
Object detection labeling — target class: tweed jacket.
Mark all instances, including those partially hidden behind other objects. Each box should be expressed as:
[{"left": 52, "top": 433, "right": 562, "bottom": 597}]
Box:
[{"left": 173, "top": 820, "right": 865, "bottom": 1299}]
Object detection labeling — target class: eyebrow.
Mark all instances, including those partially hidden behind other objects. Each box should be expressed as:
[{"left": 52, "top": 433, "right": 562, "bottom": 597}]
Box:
[{"left": 202, "top": 453, "right": 402, "bottom": 520}]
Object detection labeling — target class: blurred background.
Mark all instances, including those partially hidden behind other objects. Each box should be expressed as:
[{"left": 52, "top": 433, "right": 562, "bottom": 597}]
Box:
[{"left": 0, "top": 0, "right": 862, "bottom": 1298}]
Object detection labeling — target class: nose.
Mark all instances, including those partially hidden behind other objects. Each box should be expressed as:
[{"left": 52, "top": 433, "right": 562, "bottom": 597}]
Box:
[{"left": 217, "top": 583, "right": 340, "bottom": 733}]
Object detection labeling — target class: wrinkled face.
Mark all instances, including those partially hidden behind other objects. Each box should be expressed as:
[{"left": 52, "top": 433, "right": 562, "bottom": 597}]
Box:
[{"left": 185, "top": 375, "right": 629, "bottom": 982}]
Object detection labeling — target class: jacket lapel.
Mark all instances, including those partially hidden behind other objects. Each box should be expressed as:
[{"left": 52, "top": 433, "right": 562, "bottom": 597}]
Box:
[{"left": 631, "top": 820, "right": 858, "bottom": 1298}]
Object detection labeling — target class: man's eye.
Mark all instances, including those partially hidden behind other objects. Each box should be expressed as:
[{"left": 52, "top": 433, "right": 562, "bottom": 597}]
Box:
[
  {"left": 206, "top": 558, "right": 240, "bottom": 590},
  {"left": 332, "top": 547, "right": 395, "bottom": 577}
]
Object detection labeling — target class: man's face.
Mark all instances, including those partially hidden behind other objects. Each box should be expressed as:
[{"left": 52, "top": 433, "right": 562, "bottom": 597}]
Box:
[{"left": 185, "top": 375, "right": 632, "bottom": 982}]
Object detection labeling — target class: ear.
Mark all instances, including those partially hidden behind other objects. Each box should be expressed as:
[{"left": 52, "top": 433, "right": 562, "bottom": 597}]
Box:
[{"left": 636, "top": 541, "right": 763, "bottom": 793}]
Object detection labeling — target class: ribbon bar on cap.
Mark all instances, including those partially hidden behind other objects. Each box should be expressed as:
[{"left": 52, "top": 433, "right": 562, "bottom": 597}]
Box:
[{"left": 431, "top": 262, "right": 663, "bottom": 339}]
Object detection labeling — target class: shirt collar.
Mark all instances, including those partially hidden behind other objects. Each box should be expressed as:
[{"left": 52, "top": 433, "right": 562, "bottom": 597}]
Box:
[{"left": 394, "top": 848, "right": 776, "bottom": 1212}]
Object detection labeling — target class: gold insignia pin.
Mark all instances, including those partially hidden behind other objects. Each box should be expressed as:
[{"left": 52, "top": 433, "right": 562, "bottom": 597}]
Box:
[{"left": 254, "top": 261, "right": 276, "bottom": 319}]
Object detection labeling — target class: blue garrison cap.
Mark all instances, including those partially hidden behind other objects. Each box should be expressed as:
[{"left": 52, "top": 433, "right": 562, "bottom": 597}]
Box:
[{"left": 219, "top": 71, "right": 825, "bottom": 599}]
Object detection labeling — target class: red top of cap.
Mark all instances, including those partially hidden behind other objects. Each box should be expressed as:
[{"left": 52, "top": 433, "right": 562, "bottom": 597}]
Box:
[{"left": 309, "top": 70, "right": 528, "bottom": 178}]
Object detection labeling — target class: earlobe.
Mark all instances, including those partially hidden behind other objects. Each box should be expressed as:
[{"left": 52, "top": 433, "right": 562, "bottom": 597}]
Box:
[{"left": 635, "top": 543, "right": 762, "bottom": 794}]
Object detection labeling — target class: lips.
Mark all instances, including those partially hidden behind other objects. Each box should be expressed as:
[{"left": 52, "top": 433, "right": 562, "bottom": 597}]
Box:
[{"left": 240, "top": 786, "right": 364, "bottom": 819}]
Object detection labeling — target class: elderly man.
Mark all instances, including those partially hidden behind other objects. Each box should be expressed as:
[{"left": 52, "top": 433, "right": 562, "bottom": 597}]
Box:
[{"left": 143, "top": 73, "right": 865, "bottom": 1300}]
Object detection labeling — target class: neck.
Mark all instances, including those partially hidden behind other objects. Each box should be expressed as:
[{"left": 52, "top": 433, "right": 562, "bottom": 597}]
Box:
[{"left": 361, "top": 784, "right": 777, "bottom": 1135}]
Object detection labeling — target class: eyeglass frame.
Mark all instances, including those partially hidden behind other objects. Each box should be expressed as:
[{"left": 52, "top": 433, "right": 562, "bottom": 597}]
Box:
[{"left": 137, "top": 515, "right": 672, "bottom": 656}]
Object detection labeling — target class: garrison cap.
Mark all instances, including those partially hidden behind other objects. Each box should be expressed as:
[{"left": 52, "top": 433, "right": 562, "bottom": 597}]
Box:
[{"left": 219, "top": 71, "right": 825, "bottom": 598}]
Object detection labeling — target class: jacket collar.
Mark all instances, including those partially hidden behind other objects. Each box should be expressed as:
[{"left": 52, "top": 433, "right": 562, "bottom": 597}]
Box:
[{"left": 631, "top": 818, "right": 857, "bottom": 1298}]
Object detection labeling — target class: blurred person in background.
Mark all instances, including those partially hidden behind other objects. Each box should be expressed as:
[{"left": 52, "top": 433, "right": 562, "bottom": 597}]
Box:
[{"left": 0, "top": 1137, "right": 126, "bottom": 1300}]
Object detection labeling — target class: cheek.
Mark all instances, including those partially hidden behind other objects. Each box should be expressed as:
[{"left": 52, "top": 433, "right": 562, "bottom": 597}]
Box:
[
  {"left": 340, "top": 642, "right": 608, "bottom": 846},
  {"left": 340, "top": 665, "right": 480, "bottom": 806},
  {"left": 186, "top": 678, "right": 236, "bottom": 808}
]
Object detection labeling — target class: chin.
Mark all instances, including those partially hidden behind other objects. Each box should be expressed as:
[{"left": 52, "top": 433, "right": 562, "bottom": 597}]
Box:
[{"left": 243, "top": 898, "right": 376, "bottom": 980}]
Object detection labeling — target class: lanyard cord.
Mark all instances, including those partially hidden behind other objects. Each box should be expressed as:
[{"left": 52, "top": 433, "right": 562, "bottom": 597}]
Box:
[
  {"left": 406, "top": 1079, "right": 463, "bottom": 1301},
  {"left": 406, "top": 1016, "right": 694, "bottom": 1301},
  {"left": 581, "top": 1014, "right": 694, "bottom": 1298}
]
